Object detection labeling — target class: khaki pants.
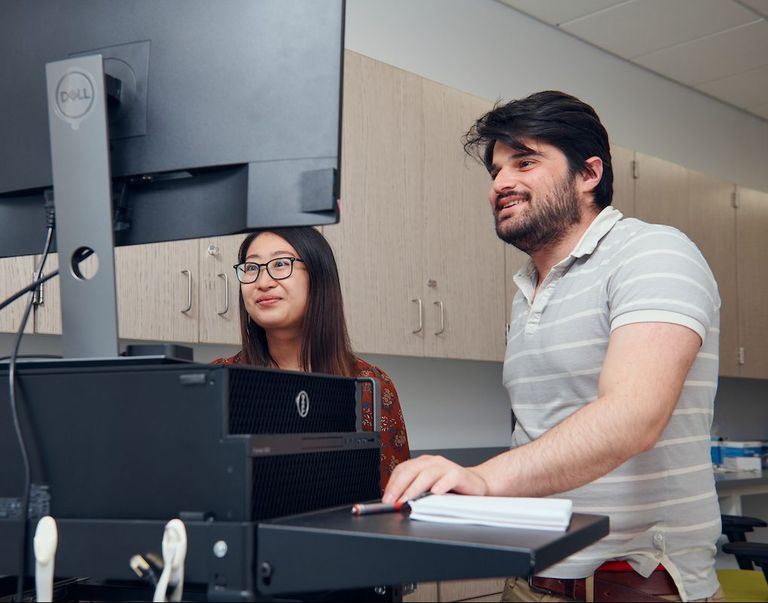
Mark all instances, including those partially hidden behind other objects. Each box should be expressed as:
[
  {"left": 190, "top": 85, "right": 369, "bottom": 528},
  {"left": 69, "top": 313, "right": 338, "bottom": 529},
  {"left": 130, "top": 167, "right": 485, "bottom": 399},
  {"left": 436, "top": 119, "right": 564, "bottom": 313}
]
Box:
[{"left": 501, "top": 577, "right": 726, "bottom": 602}]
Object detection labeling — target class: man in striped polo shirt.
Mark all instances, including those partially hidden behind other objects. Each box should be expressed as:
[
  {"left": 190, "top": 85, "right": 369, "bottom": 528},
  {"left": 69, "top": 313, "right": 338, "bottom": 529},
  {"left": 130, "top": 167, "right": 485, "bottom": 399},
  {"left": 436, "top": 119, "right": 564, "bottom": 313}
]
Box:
[{"left": 383, "top": 91, "right": 723, "bottom": 601}]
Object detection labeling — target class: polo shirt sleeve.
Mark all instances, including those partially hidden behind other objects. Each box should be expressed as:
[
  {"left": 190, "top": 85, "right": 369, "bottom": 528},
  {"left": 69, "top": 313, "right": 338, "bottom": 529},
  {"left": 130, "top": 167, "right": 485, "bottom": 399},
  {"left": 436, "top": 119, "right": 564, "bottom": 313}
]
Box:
[{"left": 606, "top": 225, "right": 720, "bottom": 343}]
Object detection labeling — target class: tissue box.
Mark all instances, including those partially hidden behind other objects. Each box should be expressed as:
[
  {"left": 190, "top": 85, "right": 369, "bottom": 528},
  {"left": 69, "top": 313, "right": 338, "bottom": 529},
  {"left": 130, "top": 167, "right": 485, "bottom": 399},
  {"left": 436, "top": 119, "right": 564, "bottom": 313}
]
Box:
[{"left": 723, "top": 441, "right": 763, "bottom": 472}]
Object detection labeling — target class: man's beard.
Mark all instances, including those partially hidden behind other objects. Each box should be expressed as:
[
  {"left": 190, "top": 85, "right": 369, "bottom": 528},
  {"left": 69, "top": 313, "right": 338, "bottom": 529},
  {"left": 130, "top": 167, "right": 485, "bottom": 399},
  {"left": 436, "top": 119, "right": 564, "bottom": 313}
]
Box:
[{"left": 494, "top": 175, "right": 582, "bottom": 254}]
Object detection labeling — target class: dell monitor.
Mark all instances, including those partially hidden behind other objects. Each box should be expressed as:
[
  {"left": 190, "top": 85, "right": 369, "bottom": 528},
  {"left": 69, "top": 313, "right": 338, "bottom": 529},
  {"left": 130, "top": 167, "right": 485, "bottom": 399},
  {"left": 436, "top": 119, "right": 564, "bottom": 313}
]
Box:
[{"left": 0, "top": 0, "right": 345, "bottom": 357}]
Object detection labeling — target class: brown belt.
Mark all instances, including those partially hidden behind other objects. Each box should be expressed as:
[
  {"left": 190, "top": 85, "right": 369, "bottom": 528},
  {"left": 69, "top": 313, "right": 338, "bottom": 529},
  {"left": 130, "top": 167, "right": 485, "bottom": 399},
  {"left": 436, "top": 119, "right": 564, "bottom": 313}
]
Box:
[{"left": 530, "top": 568, "right": 678, "bottom": 602}]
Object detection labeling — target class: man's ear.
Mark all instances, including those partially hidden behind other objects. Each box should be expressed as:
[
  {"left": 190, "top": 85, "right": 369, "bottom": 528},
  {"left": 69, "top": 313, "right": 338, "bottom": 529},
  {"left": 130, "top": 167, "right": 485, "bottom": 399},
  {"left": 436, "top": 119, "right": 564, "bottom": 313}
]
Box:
[{"left": 580, "top": 156, "right": 603, "bottom": 196}]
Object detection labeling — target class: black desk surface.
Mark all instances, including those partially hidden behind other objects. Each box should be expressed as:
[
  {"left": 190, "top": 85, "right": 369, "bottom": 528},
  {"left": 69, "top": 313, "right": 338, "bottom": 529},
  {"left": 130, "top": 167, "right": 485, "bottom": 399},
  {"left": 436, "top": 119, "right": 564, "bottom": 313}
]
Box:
[
  {"left": 256, "top": 506, "right": 609, "bottom": 595},
  {"left": 0, "top": 509, "right": 608, "bottom": 599}
]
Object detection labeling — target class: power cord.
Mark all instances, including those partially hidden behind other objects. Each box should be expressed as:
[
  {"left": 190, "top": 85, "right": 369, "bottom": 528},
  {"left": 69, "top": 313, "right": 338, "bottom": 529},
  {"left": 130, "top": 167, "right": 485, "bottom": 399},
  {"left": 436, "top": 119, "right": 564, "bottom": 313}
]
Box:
[
  {"left": 0, "top": 269, "right": 60, "bottom": 314},
  {"left": 8, "top": 204, "right": 55, "bottom": 602}
]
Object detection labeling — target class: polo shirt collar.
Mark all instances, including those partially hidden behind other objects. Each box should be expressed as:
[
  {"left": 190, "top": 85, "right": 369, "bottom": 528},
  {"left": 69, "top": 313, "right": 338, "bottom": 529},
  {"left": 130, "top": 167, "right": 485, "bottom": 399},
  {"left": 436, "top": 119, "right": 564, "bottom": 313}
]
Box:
[
  {"left": 512, "top": 206, "right": 624, "bottom": 300},
  {"left": 569, "top": 205, "right": 623, "bottom": 259}
]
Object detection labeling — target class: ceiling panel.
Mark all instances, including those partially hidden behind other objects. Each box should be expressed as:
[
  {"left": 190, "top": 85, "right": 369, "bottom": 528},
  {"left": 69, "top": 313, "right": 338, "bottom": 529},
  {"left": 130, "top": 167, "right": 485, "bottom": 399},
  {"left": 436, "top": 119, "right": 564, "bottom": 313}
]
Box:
[
  {"left": 498, "top": 0, "right": 768, "bottom": 122},
  {"left": 634, "top": 20, "right": 768, "bottom": 86},
  {"left": 560, "top": 0, "right": 757, "bottom": 59},
  {"left": 696, "top": 65, "right": 768, "bottom": 109},
  {"left": 494, "top": 0, "right": 626, "bottom": 26},
  {"left": 738, "top": 0, "right": 768, "bottom": 18},
  {"left": 751, "top": 102, "right": 768, "bottom": 119}
]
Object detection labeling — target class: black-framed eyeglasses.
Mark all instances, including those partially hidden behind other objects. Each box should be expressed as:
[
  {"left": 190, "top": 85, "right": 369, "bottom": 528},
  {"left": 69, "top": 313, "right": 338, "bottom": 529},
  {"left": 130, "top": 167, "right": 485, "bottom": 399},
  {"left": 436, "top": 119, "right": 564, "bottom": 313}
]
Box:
[{"left": 233, "top": 257, "right": 305, "bottom": 284}]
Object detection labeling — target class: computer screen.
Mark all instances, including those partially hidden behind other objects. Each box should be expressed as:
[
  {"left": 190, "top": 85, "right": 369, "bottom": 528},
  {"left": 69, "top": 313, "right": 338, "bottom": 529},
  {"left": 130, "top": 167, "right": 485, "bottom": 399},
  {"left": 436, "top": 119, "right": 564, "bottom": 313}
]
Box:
[{"left": 0, "top": 0, "right": 344, "bottom": 258}]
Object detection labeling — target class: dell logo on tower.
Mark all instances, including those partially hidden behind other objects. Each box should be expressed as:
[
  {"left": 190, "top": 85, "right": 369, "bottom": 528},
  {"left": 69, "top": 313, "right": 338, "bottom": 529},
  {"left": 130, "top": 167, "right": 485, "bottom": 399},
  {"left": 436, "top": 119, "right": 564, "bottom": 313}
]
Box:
[{"left": 295, "top": 390, "right": 310, "bottom": 418}]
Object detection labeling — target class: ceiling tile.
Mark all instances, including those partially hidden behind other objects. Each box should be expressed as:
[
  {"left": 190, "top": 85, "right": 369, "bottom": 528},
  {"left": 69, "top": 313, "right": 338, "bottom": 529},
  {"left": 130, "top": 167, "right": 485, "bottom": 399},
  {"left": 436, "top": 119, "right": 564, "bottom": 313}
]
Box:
[
  {"left": 750, "top": 102, "right": 768, "bottom": 119},
  {"left": 634, "top": 20, "right": 768, "bottom": 86},
  {"left": 737, "top": 0, "right": 768, "bottom": 18},
  {"left": 560, "top": 0, "right": 758, "bottom": 59},
  {"left": 495, "top": 0, "right": 627, "bottom": 26},
  {"left": 696, "top": 65, "right": 768, "bottom": 108}
]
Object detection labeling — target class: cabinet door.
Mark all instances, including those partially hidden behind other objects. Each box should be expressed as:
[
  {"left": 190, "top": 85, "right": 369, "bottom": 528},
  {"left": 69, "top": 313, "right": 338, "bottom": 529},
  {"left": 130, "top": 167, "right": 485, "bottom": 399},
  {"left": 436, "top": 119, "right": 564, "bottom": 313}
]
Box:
[
  {"left": 438, "top": 578, "right": 506, "bottom": 602},
  {"left": 0, "top": 255, "right": 36, "bottom": 334},
  {"left": 33, "top": 252, "right": 98, "bottom": 336},
  {"left": 115, "top": 241, "right": 199, "bottom": 342},
  {"left": 612, "top": 144, "right": 635, "bottom": 217},
  {"left": 687, "top": 173, "right": 739, "bottom": 377},
  {"left": 634, "top": 153, "right": 689, "bottom": 233},
  {"left": 199, "top": 235, "right": 245, "bottom": 345},
  {"left": 421, "top": 79, "right": 506, "bottom": 361},
  {"left": 504, "top": 244, "right": 530, "bottom": 343},
  {"left": 736, "top": 187, "right": 768, "bottom": 379},
  {"left": 324, "top": 51, "right": 425, "bottom": 357}
]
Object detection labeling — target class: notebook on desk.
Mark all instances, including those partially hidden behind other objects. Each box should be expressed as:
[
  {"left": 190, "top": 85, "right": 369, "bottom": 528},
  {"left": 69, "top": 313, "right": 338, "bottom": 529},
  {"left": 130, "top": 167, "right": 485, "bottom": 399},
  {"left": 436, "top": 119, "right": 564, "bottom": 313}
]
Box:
[{"left": 409, "top": 494, "right": 572, "bottom": 531}]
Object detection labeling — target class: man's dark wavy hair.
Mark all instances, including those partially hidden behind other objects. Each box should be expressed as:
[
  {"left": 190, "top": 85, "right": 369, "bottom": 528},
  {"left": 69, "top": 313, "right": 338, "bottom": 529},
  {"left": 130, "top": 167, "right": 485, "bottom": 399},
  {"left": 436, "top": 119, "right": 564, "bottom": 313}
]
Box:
[{"left": 463, "top": 90, "right": 613, "bottom": 209}]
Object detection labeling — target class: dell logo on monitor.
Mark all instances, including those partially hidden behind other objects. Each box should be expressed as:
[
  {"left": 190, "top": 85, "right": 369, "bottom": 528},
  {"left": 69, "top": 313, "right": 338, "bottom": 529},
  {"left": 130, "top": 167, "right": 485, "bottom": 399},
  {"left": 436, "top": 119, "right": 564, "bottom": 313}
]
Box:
[
  {"left": 54, "top": 70, "right": 95, "bottom": 121},
  {"left": 60, "top": 88, "right": 92, "bottom": 103},
  {"left": 295, "top": 390, "right": 310, "bottom": 418}
]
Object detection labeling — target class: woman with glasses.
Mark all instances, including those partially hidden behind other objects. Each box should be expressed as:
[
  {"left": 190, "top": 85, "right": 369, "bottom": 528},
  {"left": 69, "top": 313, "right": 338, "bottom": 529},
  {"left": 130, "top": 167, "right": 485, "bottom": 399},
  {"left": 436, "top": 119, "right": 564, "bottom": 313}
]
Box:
[{"left": 213, "top": 227, "right": 410, "bottom": 488}]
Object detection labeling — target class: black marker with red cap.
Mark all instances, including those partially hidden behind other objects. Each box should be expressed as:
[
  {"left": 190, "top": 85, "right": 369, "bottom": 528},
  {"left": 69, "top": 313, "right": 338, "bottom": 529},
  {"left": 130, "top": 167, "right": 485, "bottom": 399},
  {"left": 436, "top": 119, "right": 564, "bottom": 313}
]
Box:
[{"left": 351, "top": 492, "right": 432, "bottom": 516}]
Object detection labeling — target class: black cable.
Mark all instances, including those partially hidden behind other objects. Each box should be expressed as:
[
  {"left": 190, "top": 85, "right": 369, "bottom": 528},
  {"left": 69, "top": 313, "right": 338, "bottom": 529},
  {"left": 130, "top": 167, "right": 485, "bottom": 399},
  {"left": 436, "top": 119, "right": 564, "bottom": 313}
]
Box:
[
  {"left": 0, "top": 248, "right": 96, "bottom": 314},
  {"left": 9, "top": 226, "right": 54, "bottom": 602},
  {"left": 0, "top": 269, "right": 60, "bottom": 314}
]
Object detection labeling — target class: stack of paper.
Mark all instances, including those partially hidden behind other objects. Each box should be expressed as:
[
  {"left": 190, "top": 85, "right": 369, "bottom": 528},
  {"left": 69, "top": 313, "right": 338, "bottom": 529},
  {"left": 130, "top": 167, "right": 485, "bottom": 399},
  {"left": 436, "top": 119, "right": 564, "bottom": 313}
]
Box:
[{"left": 409, "top": 494, "right": 572, "bottom": 531}]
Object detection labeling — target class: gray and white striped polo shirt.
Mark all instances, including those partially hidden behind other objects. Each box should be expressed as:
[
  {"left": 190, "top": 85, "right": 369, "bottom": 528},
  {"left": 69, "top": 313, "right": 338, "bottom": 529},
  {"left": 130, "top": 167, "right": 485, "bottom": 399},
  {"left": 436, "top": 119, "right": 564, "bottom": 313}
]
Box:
[{"left": 504, "top": 206, "right": 720, "bottom": 601}]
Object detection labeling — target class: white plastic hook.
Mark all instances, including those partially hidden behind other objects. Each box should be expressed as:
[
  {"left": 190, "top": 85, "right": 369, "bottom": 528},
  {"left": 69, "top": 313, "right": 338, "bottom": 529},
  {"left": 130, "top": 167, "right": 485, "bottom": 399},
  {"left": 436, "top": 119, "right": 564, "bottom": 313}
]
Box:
[
  {"left": 152, "top": 518, "right": 187, "bottom": 602},
  {"left": 33, "top": 516, "right": 58, "bottom": 602}
]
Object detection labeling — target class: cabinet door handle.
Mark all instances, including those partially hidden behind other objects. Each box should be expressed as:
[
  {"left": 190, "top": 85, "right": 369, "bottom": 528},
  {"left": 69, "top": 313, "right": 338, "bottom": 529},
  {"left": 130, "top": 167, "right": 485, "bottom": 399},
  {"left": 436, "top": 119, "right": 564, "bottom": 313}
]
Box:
[
  {"left": 217, "top": 273, "right": 229, "bottom": 316},
  {"left": 434, "top": 300, "right": 445, "bottom": 335},
  {"left": 32, "top": 270, "right": 44, "bottom": 306},
  {"left": 180, "top": 269, "right": 192, "bottom": 314},
  {"left": 410, "top": 298, "right": 423, "bottom": 334}
]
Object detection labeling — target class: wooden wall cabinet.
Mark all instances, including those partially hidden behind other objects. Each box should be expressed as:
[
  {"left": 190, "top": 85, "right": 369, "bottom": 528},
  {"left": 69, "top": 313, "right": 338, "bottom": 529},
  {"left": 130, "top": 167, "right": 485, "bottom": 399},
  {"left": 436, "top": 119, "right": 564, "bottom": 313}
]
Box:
[
  {"left": 420, "top": 79, "right": 506, "bottom": 361},
  {"left": 735, "top": 187, "right": 768, "bottom": 379},
  {"left": 323, "top": 51, "right": 426, "bottom": 358},
  {"left": 687, "top": 172, "right": 739, "bottom": 377},
  {"left": 611, "top": 145, "right": 636, "bottom": 218},
  {"left": 198, "top": 235, "right": 245, "bottom": 346},
  {"left": 634, "top": 152, "right": 690, "bottom": 232},
  {"left": 115, "top": 241, "right": 200, "bottom": 342},
  {"left": 325, "top": 52, "right": 506, "bottom": 362},
  {"left": 33, "top": 252, "right": 99, "bottom": 336},
  {"left": 404, "top": 578, "right": 505, "bottom": 602},
  {"left": 30, "top": 253, "right": 60, "bottom": 336},
  {"left": 0, "top": 255, "right": 36, "bottom": 335},
  {"left": 633, "top": 155, "right": 742, "bottom": 377},
  {"left": 31, "top": 235, "right": 246, "bottom": 347}
]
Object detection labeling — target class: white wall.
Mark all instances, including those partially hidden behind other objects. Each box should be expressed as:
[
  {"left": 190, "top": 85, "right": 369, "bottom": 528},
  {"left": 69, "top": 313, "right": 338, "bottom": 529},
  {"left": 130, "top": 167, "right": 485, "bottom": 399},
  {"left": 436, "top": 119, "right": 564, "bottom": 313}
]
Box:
[{"left": 345, "top": 0, "right": 768, "bottom": 193}]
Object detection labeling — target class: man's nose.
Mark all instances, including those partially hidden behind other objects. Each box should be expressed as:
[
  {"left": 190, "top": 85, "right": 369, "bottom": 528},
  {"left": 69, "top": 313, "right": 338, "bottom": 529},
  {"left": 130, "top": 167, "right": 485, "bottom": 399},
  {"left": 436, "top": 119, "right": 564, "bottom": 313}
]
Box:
[{"left": 489, "top": 168, "right": 517, "bottom": 206}]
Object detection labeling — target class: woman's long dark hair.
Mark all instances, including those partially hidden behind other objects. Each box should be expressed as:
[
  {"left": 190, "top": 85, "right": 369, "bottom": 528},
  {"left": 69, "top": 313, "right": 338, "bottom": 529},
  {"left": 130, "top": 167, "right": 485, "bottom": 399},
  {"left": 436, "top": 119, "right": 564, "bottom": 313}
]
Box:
[{"left": 237, "top": 227, "right": 356, "bottom": 377}]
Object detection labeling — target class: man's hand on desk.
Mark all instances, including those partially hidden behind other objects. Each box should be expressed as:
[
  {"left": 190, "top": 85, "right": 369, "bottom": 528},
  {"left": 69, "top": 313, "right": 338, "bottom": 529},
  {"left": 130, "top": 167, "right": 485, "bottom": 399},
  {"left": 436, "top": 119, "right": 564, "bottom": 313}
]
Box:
[{"left": 382, "top": 454, "right": 490, "bottom": 503}]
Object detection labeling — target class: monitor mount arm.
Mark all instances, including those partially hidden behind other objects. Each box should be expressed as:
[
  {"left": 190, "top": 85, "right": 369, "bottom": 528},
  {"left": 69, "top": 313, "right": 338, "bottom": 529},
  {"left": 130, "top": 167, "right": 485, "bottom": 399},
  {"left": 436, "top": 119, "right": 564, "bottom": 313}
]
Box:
[{"left": 46, "top": 54, "right": 120, "bottom": 359}]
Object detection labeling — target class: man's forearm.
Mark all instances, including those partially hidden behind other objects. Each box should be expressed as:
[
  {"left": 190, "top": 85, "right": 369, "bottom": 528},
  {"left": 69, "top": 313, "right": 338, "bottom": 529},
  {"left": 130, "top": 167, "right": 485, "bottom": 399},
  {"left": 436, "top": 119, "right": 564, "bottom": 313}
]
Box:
[{"left": 473, "top": 394, "right": 657, "bottom": 497}]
